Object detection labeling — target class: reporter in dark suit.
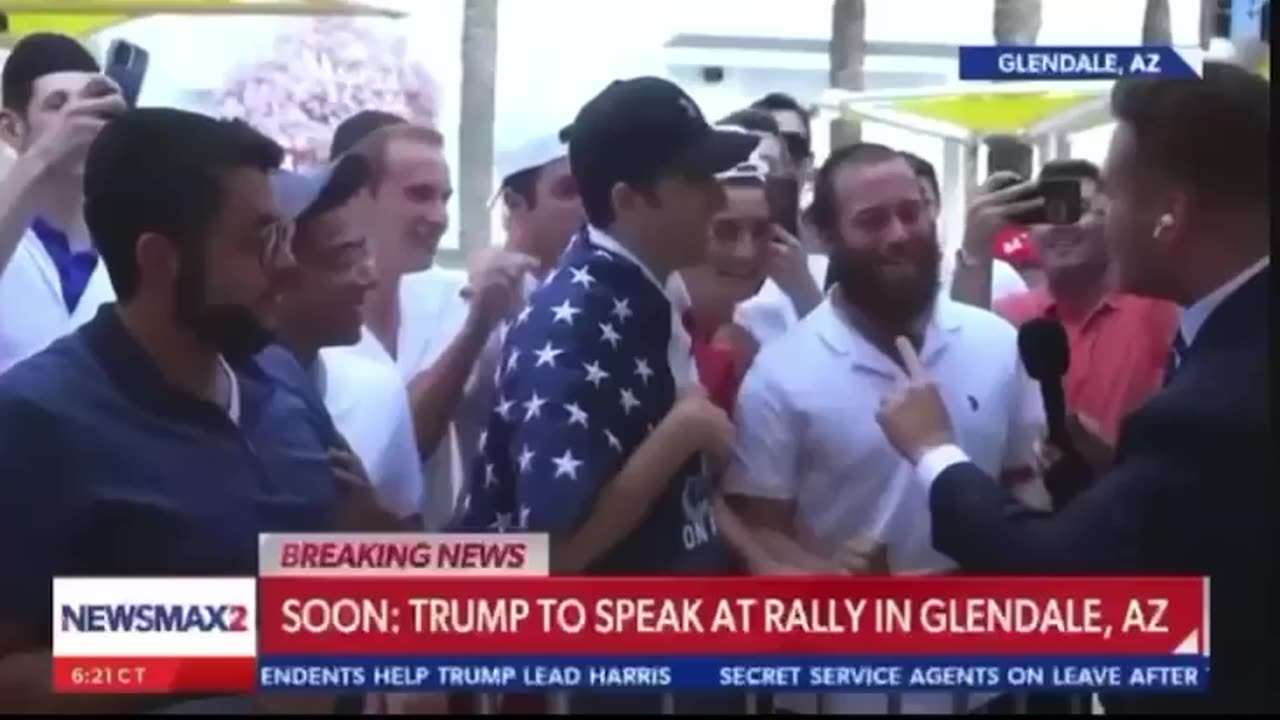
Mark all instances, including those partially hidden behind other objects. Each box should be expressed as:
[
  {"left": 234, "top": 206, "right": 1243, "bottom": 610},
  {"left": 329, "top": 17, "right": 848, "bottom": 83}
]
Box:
[{"left": 874, "top": 63, "right": 1271, "bottom": 715}]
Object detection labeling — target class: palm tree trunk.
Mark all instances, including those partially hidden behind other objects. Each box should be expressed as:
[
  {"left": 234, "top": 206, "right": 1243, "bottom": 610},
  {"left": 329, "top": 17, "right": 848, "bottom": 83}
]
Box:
[
  {"left": 988, "top": 0, "right": 1041, "bottom": 178},
  {"left": 1142, "top": 0, "right": 1173, "bottom": 44},
  {"left": 457, "top": 0, "right": 498, "bottom": 256},
  {"left": 993, "top": 0, "right": 1043, "bottom": 45},
  {"left": 828, "top": 0, "right": 866, "bottom": 151}
]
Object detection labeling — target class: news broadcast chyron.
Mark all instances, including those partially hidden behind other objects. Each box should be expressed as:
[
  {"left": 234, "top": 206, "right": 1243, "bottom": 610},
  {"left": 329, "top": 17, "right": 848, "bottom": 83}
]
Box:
[{"left": 52, "top": 533, "right": 1210, "bottom": 694}]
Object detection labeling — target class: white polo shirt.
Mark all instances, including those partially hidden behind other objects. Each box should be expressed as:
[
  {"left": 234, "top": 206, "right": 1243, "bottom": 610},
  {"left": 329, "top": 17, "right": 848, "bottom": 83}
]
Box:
[
  {"left": 353, "top": 266, "right": 470, "bottom": 529},
  {"left": 726, "top": 294, "right": 1043, "bottom": 715},
  {"left": 316, "top": 347, "right": 425, "bottom": 520},
  {"left": 0, "top": 232, "right": 114, "bottom": 374}
]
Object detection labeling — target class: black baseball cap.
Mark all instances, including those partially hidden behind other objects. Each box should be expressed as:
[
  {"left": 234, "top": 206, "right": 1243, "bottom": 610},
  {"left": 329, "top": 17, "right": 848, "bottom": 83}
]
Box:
[
  {"left": 569, "top": 77, "right": 758, "bottom": 193},
  {"left": 329, "top": 109, "right": 406, "bottom": 160}
]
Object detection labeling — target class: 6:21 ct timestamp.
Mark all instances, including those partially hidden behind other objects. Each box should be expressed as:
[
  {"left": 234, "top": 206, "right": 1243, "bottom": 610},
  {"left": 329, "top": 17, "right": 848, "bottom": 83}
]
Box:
[{"left": 58, "top": 662, "right": 149, "bottom": 692}]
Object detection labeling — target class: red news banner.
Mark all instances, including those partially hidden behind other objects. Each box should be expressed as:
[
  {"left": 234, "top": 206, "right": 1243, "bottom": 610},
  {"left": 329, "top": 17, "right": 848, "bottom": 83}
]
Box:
[{"left": 262, "top": 577, "right": 1205, "bottom": 655}]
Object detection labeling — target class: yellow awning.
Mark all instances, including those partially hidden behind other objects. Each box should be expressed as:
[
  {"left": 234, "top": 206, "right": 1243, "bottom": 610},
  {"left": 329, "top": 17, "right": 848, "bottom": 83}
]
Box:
[
  {"left": 889, "top": 91, "right": 1100, "bottom": 135},
  {"left": 2, "top": 1, "right": 402, "bottom": 40}
]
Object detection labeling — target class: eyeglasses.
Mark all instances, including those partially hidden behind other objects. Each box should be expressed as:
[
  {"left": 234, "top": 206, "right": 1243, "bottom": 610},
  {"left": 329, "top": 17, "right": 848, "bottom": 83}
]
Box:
[{"left": 260, "top": 219, "right": 297, "bottom": 269}]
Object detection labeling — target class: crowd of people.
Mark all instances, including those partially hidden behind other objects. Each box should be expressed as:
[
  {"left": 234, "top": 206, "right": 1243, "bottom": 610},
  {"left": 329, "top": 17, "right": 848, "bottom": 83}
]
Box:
[{"left": 0, "top": 31, "right": 1270, "bottom": 715}]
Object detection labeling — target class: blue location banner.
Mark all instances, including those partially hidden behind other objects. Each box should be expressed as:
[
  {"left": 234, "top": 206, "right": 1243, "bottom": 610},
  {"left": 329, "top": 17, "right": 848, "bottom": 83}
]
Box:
[
  {"left": 258, "top": 655, "right": 1209, "bottom": 693},
  {"left": 959, "top": 46, "right": 1202, "bottom": 80}
]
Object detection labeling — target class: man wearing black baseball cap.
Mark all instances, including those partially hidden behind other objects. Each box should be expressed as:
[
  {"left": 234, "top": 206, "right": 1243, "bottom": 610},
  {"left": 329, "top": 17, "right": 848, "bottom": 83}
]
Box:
[{"left": 456, "top": 77, "right": 756, "bottom": 712}]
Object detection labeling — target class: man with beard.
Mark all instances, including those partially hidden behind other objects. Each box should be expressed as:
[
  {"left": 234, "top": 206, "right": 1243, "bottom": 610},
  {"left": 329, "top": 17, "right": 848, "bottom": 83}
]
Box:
[
  {"left": 0, "top": 109, "right": 347, "bottom": 712},
  {"left": 725, "top": 143, "right": 1044, "bottom": 715}
]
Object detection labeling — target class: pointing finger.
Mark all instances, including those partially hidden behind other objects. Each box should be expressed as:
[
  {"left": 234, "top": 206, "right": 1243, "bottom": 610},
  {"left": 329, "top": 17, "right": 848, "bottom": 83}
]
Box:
[{"left": 894, "top": 336, "right": 928, "bottom": 382}]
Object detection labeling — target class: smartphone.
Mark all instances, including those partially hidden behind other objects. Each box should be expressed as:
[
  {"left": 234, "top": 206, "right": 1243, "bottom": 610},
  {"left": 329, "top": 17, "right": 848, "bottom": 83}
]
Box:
[
  {"left": 987, "top": 174, "right": 1084, "bottom": 226},
  {"left": 765, "top": 176, "right": 800, "bottom": 238},
  {"left": 104, "top": 39, "right": 149, "bottom": 109}
]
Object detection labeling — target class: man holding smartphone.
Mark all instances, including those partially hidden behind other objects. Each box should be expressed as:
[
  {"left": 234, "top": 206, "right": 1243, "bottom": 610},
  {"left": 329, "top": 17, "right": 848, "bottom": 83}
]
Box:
[
  {"left": 992, "top": 160, "right": 1177, "bottom": 446},
  {"left": 0, "top": 33, "right": 126, "bottom": 374}
]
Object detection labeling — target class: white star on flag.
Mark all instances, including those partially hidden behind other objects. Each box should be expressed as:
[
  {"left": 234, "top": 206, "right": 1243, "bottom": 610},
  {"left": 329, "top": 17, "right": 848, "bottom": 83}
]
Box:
[
  {"left": 518, "top": 445, "right": 535, "bottom": 472},
  {"left": 599, "top": 322, "right": 622, "bottom": 349},
  {"left": 523, "top": 392, "right": 547, "bottom": 420},
  {"left": 515, "top": 306, "right": 533, "bottom": 326},
  {"left": 491, "top": 512, "right": 514, "bottom": 531},
  {"left": 496, "top": 397, "right": 514, "bottom": 420},
  {"left": 552, "top": 449, "right": 583, "bottom": 480},
  {"left": 604, "top": 428, "right": 622, "bottom": 451},
  {"left": 534, "top": 341, "right": 564, "bottom": 368},
  {"left": 551, "top": 299, "right": 581, "bottom": 325},
  {"left": 564, "top": 402, "right": 589, "bottom": 427},
  {"left": 611, "top": 297, "right": 632, "bottom": 322},
  {"left": 634, "top": 357, "right": 654, "bottom": 384},
  {"left": 484, "top": 463, "right": 497, "bottom": 488},
  {"left": 570, "top": 266, "right": 595, "bottom": 288},
  {"left": 477, "top": 430, "right": 488, "bottom": 451},
  {"left": 583, "top": 360, "right": 609, "bottom": 387},
  {"left": 505, "top": 349, "right": 521, "bottom": 375},
  {"left": 620, "top": 387, "right": 641, "bottom": 414}
]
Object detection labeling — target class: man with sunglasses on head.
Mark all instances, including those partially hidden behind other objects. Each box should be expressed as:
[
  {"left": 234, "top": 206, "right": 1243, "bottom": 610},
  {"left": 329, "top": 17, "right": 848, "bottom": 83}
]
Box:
[
  {"left": 0, "top": 33, "right": 127, "bottom": 374},
  {"left": 0, "top": 109, "right": 351, "bottom": 713}
]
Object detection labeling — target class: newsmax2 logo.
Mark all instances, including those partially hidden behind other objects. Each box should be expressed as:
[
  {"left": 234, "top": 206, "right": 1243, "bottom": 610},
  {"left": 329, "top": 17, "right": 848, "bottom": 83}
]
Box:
[
  {"left": 52, "top": 578, "right": 257, "bottom": 660},
  {"left": 61, "top": 603, "right": 250, "bottom": 633}
]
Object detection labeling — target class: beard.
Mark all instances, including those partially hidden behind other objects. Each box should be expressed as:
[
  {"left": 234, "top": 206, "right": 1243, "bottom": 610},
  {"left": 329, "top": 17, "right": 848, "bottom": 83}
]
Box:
[
  {"left": 829, "top": 233, "right": 942, "bottom": 332},
  {"left": 174, "top": 254, "right": 275, "bottom": 361}
]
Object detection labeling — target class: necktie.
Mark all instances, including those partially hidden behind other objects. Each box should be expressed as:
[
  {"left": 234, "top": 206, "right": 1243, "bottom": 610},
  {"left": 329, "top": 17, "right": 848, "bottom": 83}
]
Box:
[{"left": 1163, "top": 331, "right": 1188, "bottom": 386}]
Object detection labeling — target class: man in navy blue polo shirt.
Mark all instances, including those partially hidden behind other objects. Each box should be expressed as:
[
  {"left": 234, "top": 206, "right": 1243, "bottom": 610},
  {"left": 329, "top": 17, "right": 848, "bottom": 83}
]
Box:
[{"left": 0, "top": 108, "right": 346, "bottom": 712}]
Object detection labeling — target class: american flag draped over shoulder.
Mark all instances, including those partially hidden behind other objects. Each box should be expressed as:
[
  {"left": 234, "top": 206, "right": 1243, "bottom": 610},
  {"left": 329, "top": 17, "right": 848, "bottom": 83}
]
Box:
[{"left": 453, "top": 230, "right": 726, "bottom": 574}]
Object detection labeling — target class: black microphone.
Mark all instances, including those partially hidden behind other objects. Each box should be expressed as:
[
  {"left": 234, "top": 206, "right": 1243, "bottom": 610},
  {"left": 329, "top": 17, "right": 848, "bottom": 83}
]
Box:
[
  {"left": 1017, "top": 318, "right": 1071, "bottom": 450},
  {"left": 1018, "top": 318, "right": 1090, "bottom": 508}
]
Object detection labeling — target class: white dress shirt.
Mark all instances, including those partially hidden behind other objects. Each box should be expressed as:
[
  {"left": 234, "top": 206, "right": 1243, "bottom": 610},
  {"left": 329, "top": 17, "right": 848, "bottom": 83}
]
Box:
[
  {"left": 0, "top": 232, "right": 115, "bottom": 374},
  {"left": 352, "top": 267, "right": 470, "bottom": 529},
  {"left": 915, "top": 255, "right": 1271, "bottom": 489},
  {"left": 316, "top": 347, "right": 426, "bottom": 520}
]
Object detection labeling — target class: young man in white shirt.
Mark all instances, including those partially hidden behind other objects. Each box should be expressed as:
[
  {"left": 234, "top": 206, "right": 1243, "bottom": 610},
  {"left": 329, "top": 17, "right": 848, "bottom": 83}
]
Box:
[
  {"left": 0, "top": 33, "right": 126, "bottom": 373},
  {"left": 450, "top": 129, "right": 586, "bottom": 481},
  {"left": 333, "top": 117, "right": 536, "bottom": 528},
  {"left": 725, "top": 143, "right": 1045, "bottom": 715},
  {"left": 268, "top": 153, "right": 425, "bottom": 524}
]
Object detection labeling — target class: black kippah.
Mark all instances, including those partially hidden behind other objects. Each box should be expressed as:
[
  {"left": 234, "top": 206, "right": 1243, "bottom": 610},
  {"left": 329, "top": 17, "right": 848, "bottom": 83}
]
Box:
[{"left": 2, "top": 33, "right": 100, "bottom": 110}]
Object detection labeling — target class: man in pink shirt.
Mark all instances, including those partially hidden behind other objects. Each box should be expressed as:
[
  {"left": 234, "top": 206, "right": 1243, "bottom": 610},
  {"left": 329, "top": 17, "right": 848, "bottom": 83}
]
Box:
[{"left": 995, "top": 159, "right": 1177, "bottom": 443}]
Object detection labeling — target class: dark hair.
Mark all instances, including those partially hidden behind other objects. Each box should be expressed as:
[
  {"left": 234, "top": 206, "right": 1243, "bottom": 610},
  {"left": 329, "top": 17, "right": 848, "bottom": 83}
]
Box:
[
  {"left": 1038, "top": 158, "right": 1101, "bottom": 183},
  {"left": 809, "top": 142, "right": 903, "bottom": 234},
  {"left": 2, "top": 33, "right": 100, "bottom": 113},
  {"left": 718, "top": 108, "right": 781, "bottom": 137},
  {"left": 330, "top": 109, "right": 406, "bottom": 160},
  {"left": 900, "top": 152, "right": 940, "bottom": 202},
  {"left": 502, "top": 165, "right": 542, "bottom": 210},
  {"left": 297, "top": 156, "right": 371, "bottom": 232},
  {"left": 1110, "top": 61, "right": 1269, "bottom": 206},
  {"left": 750, "top": 92, "right": 811, "bottom": 135},
  {"left": 84, "top": 109, "right": 284, "bottom": 302}
]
